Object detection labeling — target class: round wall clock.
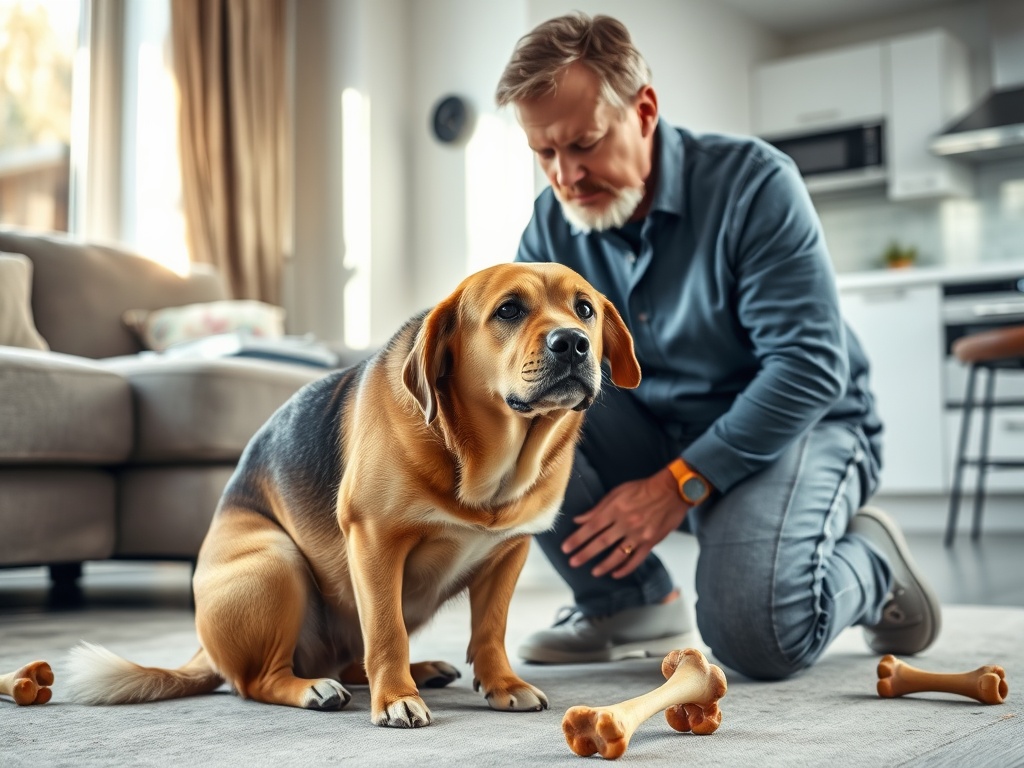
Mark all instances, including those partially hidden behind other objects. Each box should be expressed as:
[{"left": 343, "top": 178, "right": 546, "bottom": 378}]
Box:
[{"left": 431, "top": 95, "right": 474, "bottom": 145}]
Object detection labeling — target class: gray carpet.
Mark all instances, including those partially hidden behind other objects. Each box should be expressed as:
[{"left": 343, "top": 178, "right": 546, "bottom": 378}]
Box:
[{"left": 1, "top": 599, "right": 1020, "bottom": 767}]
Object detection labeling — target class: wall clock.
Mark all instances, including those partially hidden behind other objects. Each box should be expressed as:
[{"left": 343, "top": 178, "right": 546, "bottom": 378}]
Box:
[{"left": 431, "top": 95, "right": 474, "bottom": 145}]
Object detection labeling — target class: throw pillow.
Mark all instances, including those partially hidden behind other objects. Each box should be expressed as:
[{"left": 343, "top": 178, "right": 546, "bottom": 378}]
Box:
[
  {"left": 0, "top": 252, "right": 49, "bottom": 351},
  {"left": 123, "top": 299, "right": 286, "bottom": 352}
]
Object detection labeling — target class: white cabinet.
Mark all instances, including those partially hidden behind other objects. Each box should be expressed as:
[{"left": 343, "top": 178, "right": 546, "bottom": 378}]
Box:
[
  {"left": 887, "top": 30, "right": 973, "bottom": 200},
  {"left": 839, "top": 284, "right": 947, "bottom": 492},
  {"left": 752, "top": 42, "right": 885, "bottom": 138},
  {"left": 751, "top": 30, "right": 972, "bottom": 201}
]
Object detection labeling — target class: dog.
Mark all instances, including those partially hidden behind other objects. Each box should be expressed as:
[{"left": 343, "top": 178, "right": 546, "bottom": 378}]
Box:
[{"left": 66, "top": 262, "right": 640, "bottom": 727}]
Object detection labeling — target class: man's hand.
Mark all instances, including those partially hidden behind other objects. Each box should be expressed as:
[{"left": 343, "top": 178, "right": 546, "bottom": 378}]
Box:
[{"left": 562, "top": 468, "right": 689, "bottom": 579}]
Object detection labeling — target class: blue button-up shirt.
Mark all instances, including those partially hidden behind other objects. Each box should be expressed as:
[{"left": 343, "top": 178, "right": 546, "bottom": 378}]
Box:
[{"left": 516, "top": 121, "right": 881, "bottom": 494}]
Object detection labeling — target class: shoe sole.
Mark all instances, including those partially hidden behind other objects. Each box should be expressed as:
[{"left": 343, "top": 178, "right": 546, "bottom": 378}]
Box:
[
  {"left": 855, "top": 506, "right": 941, "bottom": 654},
  {"left": 519, "top": 629, "right": 701, "bottom": 664}
]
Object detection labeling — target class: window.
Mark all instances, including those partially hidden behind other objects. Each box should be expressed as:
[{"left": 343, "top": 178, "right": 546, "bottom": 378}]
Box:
[{"left": 0, "top": 0, "right": 81, "bottom": 232}]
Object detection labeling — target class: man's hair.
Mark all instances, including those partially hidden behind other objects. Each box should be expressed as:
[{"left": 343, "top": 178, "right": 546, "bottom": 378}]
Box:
[{"left": 495, "top": 13, "right": 651, "bottom": 111}]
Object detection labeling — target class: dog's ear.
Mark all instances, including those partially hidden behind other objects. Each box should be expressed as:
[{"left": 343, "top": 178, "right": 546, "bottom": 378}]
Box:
[
  {"left": 402, "top": 292, "right": 461, "bottom": 424},
  {"left": 601, "top": 298, "right": 641, "bottom": 389}
]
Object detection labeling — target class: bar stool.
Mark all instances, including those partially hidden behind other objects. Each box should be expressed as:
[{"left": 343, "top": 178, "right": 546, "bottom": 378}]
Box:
[{"left": 945, "top": 324, "right": 1024, "bottom": 546}]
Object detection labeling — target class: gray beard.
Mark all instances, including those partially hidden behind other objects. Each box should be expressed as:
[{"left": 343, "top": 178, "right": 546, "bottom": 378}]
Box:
[{"left": 558, "top": 185, "right": 645, "bottom": 233}]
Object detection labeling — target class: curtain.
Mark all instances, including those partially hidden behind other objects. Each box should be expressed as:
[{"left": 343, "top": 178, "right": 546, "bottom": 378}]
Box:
[{"left": 170, "top": 0, "right": 289, "bottom": 304}]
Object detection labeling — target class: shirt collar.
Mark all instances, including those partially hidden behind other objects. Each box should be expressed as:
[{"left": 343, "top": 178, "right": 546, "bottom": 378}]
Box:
[{"left": 648, "top": 120, "right": 685, "bottom": 218}]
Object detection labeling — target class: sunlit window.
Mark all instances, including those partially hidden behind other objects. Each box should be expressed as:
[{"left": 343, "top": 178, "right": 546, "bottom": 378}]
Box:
[{"left": 0, "top": 0, "right": 81, "bottom": 232}]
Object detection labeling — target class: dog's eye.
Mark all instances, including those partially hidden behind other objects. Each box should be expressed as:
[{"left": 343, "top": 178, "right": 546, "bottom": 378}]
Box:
[
  {"left": 576, "top": 300, "right": 594, "bottom": 319},
  {"left": 495, "top": 302, "right": 523, "bottom": 321}
]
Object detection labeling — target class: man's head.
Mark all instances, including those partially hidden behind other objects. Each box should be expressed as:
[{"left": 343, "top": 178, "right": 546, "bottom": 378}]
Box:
[{"left": 496, "top": 13, "right": 658, "bottom": 233}]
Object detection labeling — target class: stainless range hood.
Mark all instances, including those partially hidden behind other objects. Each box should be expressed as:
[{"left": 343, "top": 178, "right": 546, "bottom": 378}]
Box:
[
  {"left": 931, "top": 85, "right": 1024, "bottom": 160},
  {"left": 930, "top": 0, "right": 1024, "bottom": 162}
]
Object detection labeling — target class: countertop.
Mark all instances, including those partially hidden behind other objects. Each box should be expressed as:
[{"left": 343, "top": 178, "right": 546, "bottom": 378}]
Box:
[{"left": 836, "top": 260, "right": 1024, "bottom": 291}]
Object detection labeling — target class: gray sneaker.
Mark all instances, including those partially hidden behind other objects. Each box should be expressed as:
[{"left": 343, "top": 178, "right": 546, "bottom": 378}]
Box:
[
  {"left": 517, "top": 597, "right": 699, "bottom": 664},
  {"left": 850, "top": 506, "right": 942, "bottom": 655}
]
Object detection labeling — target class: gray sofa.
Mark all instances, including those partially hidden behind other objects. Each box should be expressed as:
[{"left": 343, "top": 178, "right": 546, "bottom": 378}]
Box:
[{"left": 0, "top": 229, "right": 345, "bottom": 596}]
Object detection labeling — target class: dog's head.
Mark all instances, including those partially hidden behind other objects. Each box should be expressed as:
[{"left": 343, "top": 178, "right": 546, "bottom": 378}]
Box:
[{"left": 402, "top": 262, "right": 640, "bottom": 424}]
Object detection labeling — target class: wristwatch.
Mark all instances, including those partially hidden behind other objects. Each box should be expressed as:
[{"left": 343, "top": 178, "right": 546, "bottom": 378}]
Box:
[{"left": 667, "top": 458, "right": 711, "bottom": 505}]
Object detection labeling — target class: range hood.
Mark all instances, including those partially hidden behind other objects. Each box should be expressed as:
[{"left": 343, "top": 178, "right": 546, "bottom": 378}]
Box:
[
  {"left": 930, "top": 0, "right": 1024, "bottom": 162},
  {"left": 930, "top": 85, "right": 1024, "bottom": 160}
]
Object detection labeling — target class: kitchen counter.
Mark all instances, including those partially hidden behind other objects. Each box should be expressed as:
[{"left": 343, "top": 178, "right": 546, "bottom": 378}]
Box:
[{"left": 836, "top": 260, "right": 1024, "bottom": 291}]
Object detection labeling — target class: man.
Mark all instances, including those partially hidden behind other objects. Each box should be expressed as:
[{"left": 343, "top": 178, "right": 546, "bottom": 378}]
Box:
[{"left": 495, "top": 12, "right": 941, "bottom": 680}]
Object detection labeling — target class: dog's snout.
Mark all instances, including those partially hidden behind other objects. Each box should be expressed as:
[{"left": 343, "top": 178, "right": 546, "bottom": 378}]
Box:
[{"left": 546, "top": 328, "right": 590, "bottom": 362}]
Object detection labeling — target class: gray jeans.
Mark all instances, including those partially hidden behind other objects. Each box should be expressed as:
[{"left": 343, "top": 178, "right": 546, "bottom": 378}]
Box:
[{"left": 534, "top": 383, "right": 891, "bottom": 680}]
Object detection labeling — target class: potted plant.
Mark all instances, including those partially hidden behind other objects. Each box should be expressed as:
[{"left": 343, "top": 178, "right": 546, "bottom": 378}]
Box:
[{"left": 882, "top": 241, "right": 918, "bottom": 269}]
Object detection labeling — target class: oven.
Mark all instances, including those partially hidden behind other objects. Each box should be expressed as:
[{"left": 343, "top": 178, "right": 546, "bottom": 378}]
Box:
[{"left": 942, "top": 274, "right": 1024, "bottom": 406}]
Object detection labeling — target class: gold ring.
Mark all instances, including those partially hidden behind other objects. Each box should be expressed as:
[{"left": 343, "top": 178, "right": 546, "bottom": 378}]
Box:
[{"left": 620, "top": 542, "right": 635, "bottom": 556}]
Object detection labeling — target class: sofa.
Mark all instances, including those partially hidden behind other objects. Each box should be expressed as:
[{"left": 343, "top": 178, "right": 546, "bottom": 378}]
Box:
[{"left": 0, "top": 229, "right": 354, "bottom": 596}]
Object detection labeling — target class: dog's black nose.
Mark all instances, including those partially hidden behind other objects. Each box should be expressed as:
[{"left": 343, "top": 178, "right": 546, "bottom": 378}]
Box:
[{"left": 546, "top": 328, "right": 590, "bottom": 362}]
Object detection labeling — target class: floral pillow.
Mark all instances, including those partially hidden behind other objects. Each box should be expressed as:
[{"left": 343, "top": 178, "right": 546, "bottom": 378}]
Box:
[{"left": 123, "top": 300, "right": 286, "bottom": 352}]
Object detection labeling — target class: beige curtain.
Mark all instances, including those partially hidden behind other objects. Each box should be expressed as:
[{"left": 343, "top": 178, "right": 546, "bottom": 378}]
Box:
[{"left": 171, "top": 0, "right": 289, "bottom": 304}]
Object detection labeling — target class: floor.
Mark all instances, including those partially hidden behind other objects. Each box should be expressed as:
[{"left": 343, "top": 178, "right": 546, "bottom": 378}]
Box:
[{"left": 1, "top": 530, "right": 1022, "bottom": 618}]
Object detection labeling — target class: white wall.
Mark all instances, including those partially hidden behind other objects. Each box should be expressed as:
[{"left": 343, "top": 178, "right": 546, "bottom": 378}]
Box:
[{"left": 289, "top": 0, "right": 412, "bottom": 348}]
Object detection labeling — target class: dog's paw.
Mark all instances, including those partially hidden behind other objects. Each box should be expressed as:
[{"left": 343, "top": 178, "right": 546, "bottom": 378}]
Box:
[
  {"left": 373, "top": 695, "right": 433, "bottom": 728},
  {"left": 474, "top": 677, "right": 548, "bottom": 712},
  {"left": 411, "top": 660, "right": 461, "bottom": 689},
  {"left": 300, "top": 679, "right": 352, "bottom": 711}
]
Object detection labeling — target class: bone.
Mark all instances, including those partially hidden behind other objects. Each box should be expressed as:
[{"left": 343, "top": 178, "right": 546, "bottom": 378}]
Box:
[
  {"left": 562, "top": 648, "right": 727, "bottom": 759},
  {"left": 0, "top": 661, "right": 54, "bottom": 706},
  {"left": 877, "top": 654, "right": 1008, "bottom": 705}
]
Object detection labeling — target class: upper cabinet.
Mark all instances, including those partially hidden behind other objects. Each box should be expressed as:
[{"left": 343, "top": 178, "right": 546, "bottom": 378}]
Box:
[
  {"left": 751, "top": 30, "right": 973, "bottom": 201},
  {"left": 887, "top": 31, "right": 973, "bottom": 200},
  {"left": 753, "top": 42, "right": 885, "bottom": 138}
]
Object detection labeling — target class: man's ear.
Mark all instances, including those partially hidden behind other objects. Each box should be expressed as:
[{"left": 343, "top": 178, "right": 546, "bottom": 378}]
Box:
[
  {"left": 601, "top": 299, "right": 641, "bottom": 389},
  {"left": 402, "top": 292, "right": 461, "bottom": 424},
  {"left": 636, "top": 85, "right": 658, "bottom": 138}
]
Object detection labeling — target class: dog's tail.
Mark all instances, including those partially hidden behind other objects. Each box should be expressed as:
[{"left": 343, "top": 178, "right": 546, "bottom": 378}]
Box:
[{"left": 66, "top": 642, "right": 223, "bottom": 705}]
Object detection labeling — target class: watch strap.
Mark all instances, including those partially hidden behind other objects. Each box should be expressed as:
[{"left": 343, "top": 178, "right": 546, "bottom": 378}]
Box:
[{"left": 667, "top": 458, "right": 711, "bottom": 504}]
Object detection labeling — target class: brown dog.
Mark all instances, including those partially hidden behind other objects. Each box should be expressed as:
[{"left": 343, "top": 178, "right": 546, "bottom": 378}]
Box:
[{"left": 66, "top": 262, "right": 640, "bottom": 727}]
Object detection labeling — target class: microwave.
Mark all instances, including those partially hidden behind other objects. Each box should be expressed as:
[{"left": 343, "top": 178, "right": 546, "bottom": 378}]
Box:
[{"left": 765, "top": 123, "right": 886, "bottom": 192}]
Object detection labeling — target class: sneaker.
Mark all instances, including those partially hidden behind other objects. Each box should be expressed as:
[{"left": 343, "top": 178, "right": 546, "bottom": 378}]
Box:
[
  {"left": 850, "top": 506, "right": 941, "bottom": 655},
  {"left": 517, "top": 596, "right": 699, "bottom": 664}
]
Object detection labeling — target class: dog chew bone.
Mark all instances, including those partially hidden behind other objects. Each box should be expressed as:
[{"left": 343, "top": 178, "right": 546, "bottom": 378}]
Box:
[
  {"left": 562, "top": 648, "right": 727, "bottom": 759},
  {"left": 0, "top": 661, "right": 54, "bottom": 706},
  {"left": 877, "top": 654, "right": 1008, "bottom": 705}
]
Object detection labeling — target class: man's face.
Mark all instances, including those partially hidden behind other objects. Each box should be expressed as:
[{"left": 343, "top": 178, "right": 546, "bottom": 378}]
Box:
[{"left": 516, "top": 62, "right": 656, "bottom": 232}]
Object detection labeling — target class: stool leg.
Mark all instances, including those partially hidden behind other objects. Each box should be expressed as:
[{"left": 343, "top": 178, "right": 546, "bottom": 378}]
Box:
[
  {"left": 971, "top": 366, "right": 997, "bottom": 541},
  {"left": 946, "top": 365, "right": 978, "bottom": 547}
]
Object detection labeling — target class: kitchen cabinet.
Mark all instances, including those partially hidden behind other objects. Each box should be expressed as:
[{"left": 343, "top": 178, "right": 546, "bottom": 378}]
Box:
[
  {"left": 887, "top": 30, "right": 973, "bottom": 200},
  {"left": 752, "top": 42, "right": 885, "bottom": 139},
  {"left": 838, "top": 283, "right": 947, "bottom": 492},
  {"left": 751, "top": 30, "right": 972, "bottom": 201}
]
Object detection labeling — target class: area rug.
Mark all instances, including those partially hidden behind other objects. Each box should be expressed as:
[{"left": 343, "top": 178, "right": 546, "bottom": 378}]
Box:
[{"left": 1, "top": 601, "right": 1019, "bottom": 767}]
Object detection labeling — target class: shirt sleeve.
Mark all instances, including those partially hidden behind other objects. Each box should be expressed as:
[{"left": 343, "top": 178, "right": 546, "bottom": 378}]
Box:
[{"left": 682, "top": 154, "right": 849, "bottom": 493}]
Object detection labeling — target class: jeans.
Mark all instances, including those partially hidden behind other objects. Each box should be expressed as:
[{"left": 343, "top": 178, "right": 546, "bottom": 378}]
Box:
[{"left": 534, "top": 383, "right": 892, "bottom": 680}]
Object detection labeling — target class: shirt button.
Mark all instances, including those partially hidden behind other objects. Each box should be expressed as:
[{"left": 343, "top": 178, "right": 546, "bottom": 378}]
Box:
[
  {"left": 637, "top": 312, "right": 650, "bottom": 323},
  {"left": 626, "top": 253, "right": 637, "bottom": 264}
]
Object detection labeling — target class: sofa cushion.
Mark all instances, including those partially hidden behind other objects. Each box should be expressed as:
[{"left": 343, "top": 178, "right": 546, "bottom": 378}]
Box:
[
  {"left": 0, "top": 229, "right": 228, "bottom": 359},
  {"left": 0, "top": 347, "right": 133, "bottom": 464},
  {"left": 101, "top": 356, "right": 324, "bottom": 462},
  {"left": 0, "top": 253, "right": 49, "bottom": 351}
]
